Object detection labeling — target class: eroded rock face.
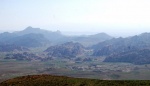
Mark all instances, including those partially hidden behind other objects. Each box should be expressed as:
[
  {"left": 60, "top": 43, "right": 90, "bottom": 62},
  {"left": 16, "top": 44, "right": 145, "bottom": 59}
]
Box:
[{"left": 45, "top": 42, "right": 85, "bottom": 58}]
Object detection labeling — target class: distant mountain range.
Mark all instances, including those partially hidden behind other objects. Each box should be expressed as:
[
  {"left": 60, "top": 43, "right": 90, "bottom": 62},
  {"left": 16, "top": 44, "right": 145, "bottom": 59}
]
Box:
[
  {"left": 2, "top": 26, "right": 150, "bottom": 65},
  {"left": 0, "top": 26, "right": 112, "bottom": 48}
]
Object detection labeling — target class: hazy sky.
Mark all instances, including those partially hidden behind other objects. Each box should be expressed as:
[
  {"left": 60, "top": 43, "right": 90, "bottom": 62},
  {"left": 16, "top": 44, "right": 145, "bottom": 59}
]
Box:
[{"left": 0, "top": 0, "right": 150, "bottom": 37}]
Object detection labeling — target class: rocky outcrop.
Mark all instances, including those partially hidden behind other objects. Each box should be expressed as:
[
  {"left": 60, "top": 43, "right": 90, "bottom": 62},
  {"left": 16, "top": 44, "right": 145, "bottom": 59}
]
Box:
[
  {"left": 5, "top": 52, "right": 41, "bottom": 61},
  {"left": 45, "top": 42, "right": 85, "bottom": 58}
]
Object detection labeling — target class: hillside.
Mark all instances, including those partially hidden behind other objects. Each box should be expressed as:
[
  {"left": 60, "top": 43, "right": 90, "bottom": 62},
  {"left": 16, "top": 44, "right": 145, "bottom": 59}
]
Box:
[
  {"left": 1, "top": 75, "right": 150, "bottom": 86},
  {"left": 45, "top": 42, "right": 85, "bottom": 58}
]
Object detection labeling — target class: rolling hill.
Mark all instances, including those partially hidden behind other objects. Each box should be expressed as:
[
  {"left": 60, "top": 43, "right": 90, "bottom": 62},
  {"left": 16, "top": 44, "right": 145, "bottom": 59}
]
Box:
[{"left": 1, "top": 74, "right": 150, "bottom": 86}]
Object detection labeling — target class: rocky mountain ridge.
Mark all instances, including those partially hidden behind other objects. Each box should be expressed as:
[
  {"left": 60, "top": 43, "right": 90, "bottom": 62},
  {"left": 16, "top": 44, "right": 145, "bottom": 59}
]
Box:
[{"left": 92, "top": 32, "right": 150, "bottom": 64}]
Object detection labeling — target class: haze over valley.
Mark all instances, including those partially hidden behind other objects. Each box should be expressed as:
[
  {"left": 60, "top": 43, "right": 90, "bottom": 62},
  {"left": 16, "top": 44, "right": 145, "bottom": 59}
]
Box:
[
  {"left": 1, "top": 0, "right": 150, "bottom": 85},
  {"left": 0, "top": 27, "right": 150, "bottom": 82}
]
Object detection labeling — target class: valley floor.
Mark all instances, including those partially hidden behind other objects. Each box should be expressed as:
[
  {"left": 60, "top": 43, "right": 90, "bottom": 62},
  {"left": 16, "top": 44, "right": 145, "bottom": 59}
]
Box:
[{"left": 1, "top": 58, "right": 150, "bottom": 83}]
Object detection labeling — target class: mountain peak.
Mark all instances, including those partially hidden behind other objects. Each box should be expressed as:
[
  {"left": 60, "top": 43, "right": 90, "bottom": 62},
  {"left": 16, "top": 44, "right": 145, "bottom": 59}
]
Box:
[
  {"left": 26, "top": 26, "right": 32, "bottom": 29},
  {"left": 24, "top": 26, "right": 40, "bottom": 31}
]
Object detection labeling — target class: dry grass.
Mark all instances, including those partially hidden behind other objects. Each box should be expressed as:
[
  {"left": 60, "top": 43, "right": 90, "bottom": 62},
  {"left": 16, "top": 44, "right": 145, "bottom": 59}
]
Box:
[{"left": 1, "top": 74, "right": 150, "bottom": 86}]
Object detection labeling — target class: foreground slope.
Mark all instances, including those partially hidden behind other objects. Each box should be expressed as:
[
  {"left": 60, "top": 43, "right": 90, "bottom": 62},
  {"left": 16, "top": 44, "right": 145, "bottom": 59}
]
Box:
[{"left": 1, "top": 75, "right": 150, "bottom": 86}]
